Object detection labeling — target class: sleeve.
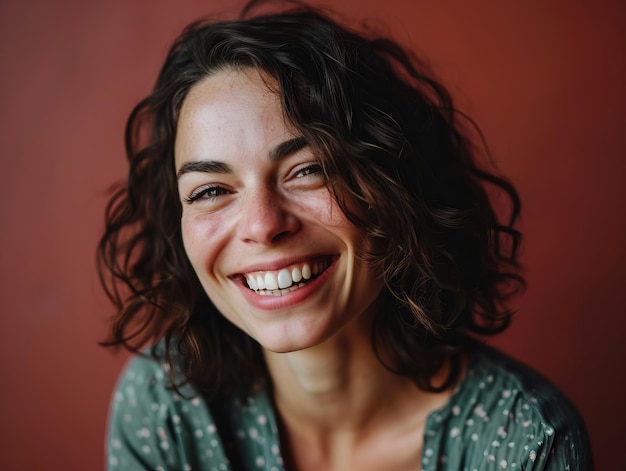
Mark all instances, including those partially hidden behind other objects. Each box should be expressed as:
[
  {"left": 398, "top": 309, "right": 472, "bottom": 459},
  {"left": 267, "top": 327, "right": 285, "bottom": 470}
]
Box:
[
  {"left": 513, "top": 398, "right": 593, "bottom": 471},
  {"left": 466, "top": 386, "right": 593, "bottom": 470},
  {"left": 475, "top": 418, "right": 590, "bottom": 471},
  {"left": 106, "top": 355, "right": 184, "bottom": 471},
  {"left": 517, "top": 425, "right": 591, "bottom": 471},
  {"left": 525, "top": 417, "right": 593, "bottom": 471},
  {"left": 514, "top": 423, "right": 562, "bottom": 470},
  {"left": 491, "top": 351, "right": 594, "bottom": 471}
]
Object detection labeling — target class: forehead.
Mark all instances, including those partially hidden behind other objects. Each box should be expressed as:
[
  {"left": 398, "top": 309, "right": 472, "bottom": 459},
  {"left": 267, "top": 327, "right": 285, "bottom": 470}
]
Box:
[
  {"left": 182, "top": 67, "right": 278, "bottom": 111},
  {"left": 174, "top": 68, "right": 293, "bottom": 167}
]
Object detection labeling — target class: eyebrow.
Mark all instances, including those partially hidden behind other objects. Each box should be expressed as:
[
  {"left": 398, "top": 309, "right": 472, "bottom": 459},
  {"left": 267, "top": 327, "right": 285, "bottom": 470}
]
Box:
[
  {"left": 176, "top": 160, "right": 231, "bottom": 178},
  {"left": 269, "top": 136, "right": 308, "bottom": 162},
  {"left": 176, "top": 136, "right": 309, "bottom": 180}
]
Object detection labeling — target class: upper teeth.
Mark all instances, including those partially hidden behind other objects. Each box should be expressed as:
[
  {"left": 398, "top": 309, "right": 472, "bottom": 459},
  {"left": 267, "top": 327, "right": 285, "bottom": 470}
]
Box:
[{"left": 244, "top": 261, "right": 327, "bottom": 292}]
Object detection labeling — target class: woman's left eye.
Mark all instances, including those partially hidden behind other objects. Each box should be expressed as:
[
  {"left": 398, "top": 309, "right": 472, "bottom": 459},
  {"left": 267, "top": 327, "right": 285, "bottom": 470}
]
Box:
[{"left": 295, "top": 164, "right": 323, "bottom": 178}]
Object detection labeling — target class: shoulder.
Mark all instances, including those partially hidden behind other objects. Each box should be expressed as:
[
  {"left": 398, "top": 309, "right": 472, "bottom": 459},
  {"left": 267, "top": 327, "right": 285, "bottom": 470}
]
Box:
[
  {"left": 474, "top": 347, "right": 591, "bottom": 458},
  {"left": 107, "top": 348, "right": 284, "bottom": 470},
  {"left": 109, "top": 351, "right": 189, "bottom": 416},
  {"left": 106, "top": 350, "right": 230, "bottom": 470},
  {"left": 423, "top": 346, "right": 593, "bottom": 470}
]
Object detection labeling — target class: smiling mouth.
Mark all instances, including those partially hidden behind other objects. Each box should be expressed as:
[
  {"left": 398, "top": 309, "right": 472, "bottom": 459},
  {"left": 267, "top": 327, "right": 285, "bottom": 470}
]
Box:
[{"left": 242, "top": 257, "right": 333, "bottom": 296}]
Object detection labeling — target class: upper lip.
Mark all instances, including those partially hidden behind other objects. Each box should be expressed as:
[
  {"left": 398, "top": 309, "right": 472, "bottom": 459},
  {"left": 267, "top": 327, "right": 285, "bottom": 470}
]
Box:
[{"left": 229, "top": 254, "right": 336, "bottom": 277}]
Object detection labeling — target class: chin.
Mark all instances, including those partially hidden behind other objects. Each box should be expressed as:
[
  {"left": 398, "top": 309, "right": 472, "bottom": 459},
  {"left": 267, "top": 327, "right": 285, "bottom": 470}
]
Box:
[{"left": 256, "top": 326, "right": 332, "bottom": 354}]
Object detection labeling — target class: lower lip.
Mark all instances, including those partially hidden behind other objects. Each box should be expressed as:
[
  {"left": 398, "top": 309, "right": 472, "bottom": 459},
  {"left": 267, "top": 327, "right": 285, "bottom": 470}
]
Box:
[{"left": 238, "top": 258, "right": 337, "bottom": 311}]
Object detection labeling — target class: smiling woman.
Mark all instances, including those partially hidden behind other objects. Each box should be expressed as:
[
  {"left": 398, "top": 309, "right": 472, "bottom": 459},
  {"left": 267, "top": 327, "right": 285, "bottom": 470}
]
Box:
[
  {"left": 98, "top": 0, "right": 592, "bottom": 469},
  {"left": 175, "top": 68, "right": 382, "bottom": 354}
]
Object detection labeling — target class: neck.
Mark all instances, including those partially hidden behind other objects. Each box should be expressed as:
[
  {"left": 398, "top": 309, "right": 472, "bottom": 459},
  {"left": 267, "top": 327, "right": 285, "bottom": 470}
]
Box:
[
  {"left": 264, "top": 317, "right": 401, "bottom": 430},
  {"left": 265, "top": 309, "right": 448, "bottom": 434},
  {"left": 262, "top": 308, "right": 466, "bottom": 470}
]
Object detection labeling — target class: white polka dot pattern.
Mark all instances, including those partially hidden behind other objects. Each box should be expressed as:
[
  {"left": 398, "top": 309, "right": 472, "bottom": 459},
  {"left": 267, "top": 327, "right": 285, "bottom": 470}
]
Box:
[{"left": 107, "top": 347, "right": 589, "bottom": 470}]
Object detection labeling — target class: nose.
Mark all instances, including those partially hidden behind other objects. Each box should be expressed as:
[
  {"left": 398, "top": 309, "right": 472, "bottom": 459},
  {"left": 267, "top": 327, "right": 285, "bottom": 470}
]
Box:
[{"left": 237, "top": 186, "right": 300, "bottom": 245}]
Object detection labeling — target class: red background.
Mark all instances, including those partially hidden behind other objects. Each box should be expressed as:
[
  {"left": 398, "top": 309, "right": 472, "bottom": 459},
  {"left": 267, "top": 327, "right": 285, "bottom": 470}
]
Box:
[{"left": 1, "top": 0, "right": 624, "bottom": 469}]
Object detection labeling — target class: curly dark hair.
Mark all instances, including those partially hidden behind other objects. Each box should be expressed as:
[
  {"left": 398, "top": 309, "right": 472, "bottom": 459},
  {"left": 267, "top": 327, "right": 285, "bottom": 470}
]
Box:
[{"left": 98, "top": 0, "right": 524, "bottom": 396}]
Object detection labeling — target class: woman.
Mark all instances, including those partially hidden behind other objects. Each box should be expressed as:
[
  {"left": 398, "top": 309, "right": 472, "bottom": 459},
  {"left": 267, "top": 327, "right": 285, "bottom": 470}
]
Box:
[{"left": 100, "top": 1, "right": 592, "bottom": 469}]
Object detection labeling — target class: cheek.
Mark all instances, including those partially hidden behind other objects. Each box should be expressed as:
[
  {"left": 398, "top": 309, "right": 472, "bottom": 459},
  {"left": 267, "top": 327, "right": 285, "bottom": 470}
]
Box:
[
  {"left": 180, "top": 215, "right": 201, "bottom": 264},
  {"left": 298, "top": 191, "right": 351, "bottom": 229},
  {"left": 180, "top": 213, "right": 226, "bottom": 274}
]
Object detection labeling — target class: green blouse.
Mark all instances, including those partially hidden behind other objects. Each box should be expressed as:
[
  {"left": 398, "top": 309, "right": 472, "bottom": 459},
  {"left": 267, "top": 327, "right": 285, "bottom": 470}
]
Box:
[{"left": 107, "top": 346, "right": 591, "bottom": 470}]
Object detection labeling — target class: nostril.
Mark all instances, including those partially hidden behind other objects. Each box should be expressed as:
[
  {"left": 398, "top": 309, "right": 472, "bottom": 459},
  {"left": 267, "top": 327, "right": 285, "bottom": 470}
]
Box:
[{"left": 271, "top": 229, "right": 292, "bottom": 243}]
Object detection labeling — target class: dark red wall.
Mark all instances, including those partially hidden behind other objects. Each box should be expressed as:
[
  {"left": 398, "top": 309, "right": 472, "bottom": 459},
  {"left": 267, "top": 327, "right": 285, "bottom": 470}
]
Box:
[{"left": 1, "top": 0, "right": 623, "bottom": 468}]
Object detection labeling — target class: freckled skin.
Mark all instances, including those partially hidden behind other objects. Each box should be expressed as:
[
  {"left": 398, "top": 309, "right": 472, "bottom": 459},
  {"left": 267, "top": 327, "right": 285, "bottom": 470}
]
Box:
[{"left": 175, "top": 68, "right": 383, "bottom": 353}]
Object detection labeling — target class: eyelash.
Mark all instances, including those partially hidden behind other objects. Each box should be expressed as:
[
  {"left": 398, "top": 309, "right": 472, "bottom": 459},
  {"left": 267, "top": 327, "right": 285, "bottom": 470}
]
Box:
[
  {"left": 295, "top": 164, "right": 322, "bottom": 178},
  {"left": 183, "top": 185, "right": 230, "bottom": 204}
]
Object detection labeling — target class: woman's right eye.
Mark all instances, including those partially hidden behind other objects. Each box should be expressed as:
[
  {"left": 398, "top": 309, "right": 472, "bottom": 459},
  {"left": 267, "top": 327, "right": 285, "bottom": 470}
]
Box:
[{"left": 183, "top": 185, "right": 231, "bottom": 204}]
